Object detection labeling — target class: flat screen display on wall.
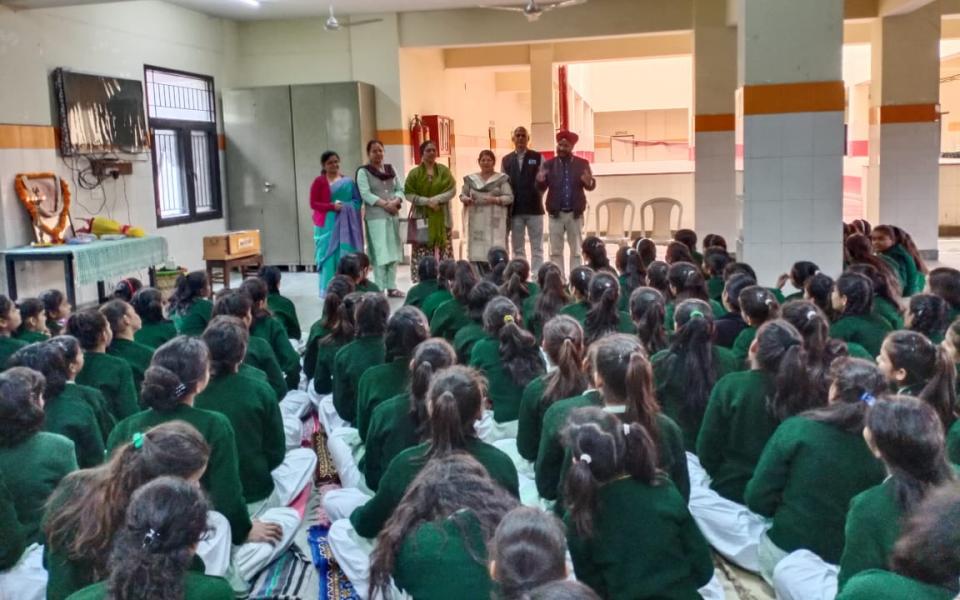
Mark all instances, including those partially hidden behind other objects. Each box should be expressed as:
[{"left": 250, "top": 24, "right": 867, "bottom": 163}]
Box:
[{"left": 53, "top": 68, "right": 149, "bottom": 156}]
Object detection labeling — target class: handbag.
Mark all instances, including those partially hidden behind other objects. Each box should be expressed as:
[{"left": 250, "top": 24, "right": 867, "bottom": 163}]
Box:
[{"left": 405, "top": 206, "right": 429, "bottom": 245}]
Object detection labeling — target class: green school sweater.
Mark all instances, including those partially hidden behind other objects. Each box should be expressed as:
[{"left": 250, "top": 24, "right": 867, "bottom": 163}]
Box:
[
  {"left": 195, "top": 372, "right": 285, "bottom": 503},
  {"left": 333, "top": 335, "right": 385, "bottom": 424},
  {"left": 420, "top": 289, "right": 454, "bottom": 321},
  {"left": 313, "top": 337, "right": 348, "bottom": 396},
  {"left": 361, "top": 393, "right": 420, "bottom": 492},
  {"left": 745, "top": 416, "right": 885, "bottom": 564},
  {"left": 0, "top": 335, "right": 28, "bottom": 369},
  {"left": 517, "top": 374, "right": 551, "bottom": 462},
  {"left": 267, "top": 292, "right": 301, "bottom": 340},
  {"left": 696, "top": 369, "right": 780, "bottom": 504},
  {"left": 707, "top": 276, "right": 725, "bottom": 302},
  {"left": 356, "top": 358, "right": 410, "bottom": 442},
  {"left": 107, "top": 404, "right": 251, "bottom": 544},
  {"left": 69, "top": 383, "right": 115, "bottom": 442},
  {"left": 665, "top": 299, "right": 727, "bottom": 332},
  {"left": 431, "top": 298, "right": 472, "bottom": 341},
  {"left": 565, "top": 477, "right": 714, "bottom": 600},
  {"left": 133, "top": 320, "right": 177, "bottom": 349},
  {"left": 0, "top": 468, "right": 24, "bottom": 571},
  {"left": 76, "top": 352, "right": 139, "bottom": 421},
  {"left": 837, "top": 478, "right": 902, "bottom": 590},
  {"left": 618, "top": 274, "right": 639, "bottom": 312},
  {"left": 303, "top": 321, "right": 329, "bottom": 381},
  {"left": 350, "top": 439, "right": 519, "bottom": 539},
  {"left": 453, "top": 322, "right": 488, "bottom": 364},
  {"left": 394, "top": 511, "right": 493, "bottom": 600},
  {"left": 845, "top": 342, "right": 875, "bottom": 362},
  {"left": 171, "top": 299, "right": 213, "bottom": 337},
  {"left": 872, "top": 297, "right": 904, "bottom": 331},
  {"left": 652, "top": 345, "right": 742, "bottom": 451},
  {"left": 469, "top": 338, "right": 541, "bottom": 423},
  {"left": 947, "top": 420, "right": 960, "bottom": 465},
  {"left": 559, "top": 300, "right": 590, "bottom": 325},
  {"left": 357, "top": 280, "right": 381, "bottom": 294},
  {"left": 0, "top": 432, "right": 77, "bottom": 545},
  {"left": 44, "top": 474, "right": 96, "bottom": 600},
  {"left": 106, "top": 338, "right": 154, "bottom": 393},
  {"left": 44, "top": 385, "right": 105, "bottom": 468},
  {"left": 835, "top": 569, "right": 955, "bottom": 600},
  {"left": 244, "top": 336, "right": 288, "bottom": 402},
  {"left": 404, "top": 279, "right": 440, "bottom": 310},
  {"left": 15, "top": 329, "right": 49, "bottom": 343},
  {"left": 881, "top": 244, "right": 921, "bottom": 297},
  {"left": 66, "top": 572, "right": 234, "bottom": 600},
  {"left": 829, "top": 314, "right": 892, "bottom": 358},
  {"left": 251, "top": 316, "right": 300, "bottom": 390},
  {"left": 731, "top": 325, "right": 757, "bottom": 364}
]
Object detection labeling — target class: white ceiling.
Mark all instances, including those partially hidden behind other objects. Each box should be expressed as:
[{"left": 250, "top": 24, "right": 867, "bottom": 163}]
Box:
[{"left": 0, "top": 0, "right": 525, "bottom": 19}]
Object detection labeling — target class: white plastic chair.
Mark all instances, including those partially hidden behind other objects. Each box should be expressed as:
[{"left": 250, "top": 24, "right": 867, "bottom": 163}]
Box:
[
  {"left": 594, "top": 197, "right": 636, "bottom": 247},
  {"left": 639, "top": 197, "right": 683, "bottom": 244}
]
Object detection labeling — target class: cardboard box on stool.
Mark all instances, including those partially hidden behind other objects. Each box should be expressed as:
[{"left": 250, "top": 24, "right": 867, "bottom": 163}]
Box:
[{"left": 203, "top": 230, "right": 261, "bottom": 260}]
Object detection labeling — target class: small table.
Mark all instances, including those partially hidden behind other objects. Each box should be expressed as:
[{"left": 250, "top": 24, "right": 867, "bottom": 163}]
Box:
[
  {"left": 2, "top": 236, "right": 168, "bottom": 306},
  {"left": 206, "top": 254, "right": 263, "bottom": 289}
]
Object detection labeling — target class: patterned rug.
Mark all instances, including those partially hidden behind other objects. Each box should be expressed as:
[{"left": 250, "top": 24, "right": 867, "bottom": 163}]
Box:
[
  {"left": 308, "top": 525, "right": 359, "bottom": 600},
  {"left": 312, "top": 424, "right": 340, "bottom": 486}
]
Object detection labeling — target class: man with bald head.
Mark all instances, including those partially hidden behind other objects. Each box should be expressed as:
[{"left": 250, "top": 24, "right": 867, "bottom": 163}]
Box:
[
  {"left": 501, "top": 126, "right": 544, "bottom": 270},
  {"left": 536, "top": 130, "right": 596, "bottom": 275}
]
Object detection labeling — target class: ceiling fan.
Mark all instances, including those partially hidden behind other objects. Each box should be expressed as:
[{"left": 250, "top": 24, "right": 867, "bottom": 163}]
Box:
[
  {"left": 480, "top": 0, "right": 588, "bottom": 22},
  {"left": 324, "top": 5, "right": 383, "bottom": 31}
]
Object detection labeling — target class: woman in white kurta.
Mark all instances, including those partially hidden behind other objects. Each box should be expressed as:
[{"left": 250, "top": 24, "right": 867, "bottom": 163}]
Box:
[
  {"left": 460, "top": 150, "right": 514, "bottom": 272},
  {"left": 356, "top": 140, "right": 405, "bottom": 297}
]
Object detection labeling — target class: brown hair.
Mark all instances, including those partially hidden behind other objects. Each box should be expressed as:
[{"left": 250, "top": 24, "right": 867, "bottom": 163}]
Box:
[
  {"left": 540, "top": 316, "right": 589, "bottom": 409},
  {"left": 425, "top": 366, "right": 487, "bottom": 457}
]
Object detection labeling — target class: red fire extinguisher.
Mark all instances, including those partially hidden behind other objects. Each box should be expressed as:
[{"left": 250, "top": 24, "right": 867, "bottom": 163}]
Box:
[{"left": 410, "top": 114, "right": 428, "bottom": 163}]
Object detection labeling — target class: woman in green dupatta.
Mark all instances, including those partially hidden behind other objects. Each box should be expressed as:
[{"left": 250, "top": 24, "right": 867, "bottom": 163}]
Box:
[
  {"left": 312, "top": 151, "right": 363, "bottom": 298},
  {"left": 405, "top": 140, "right": 456, "bottom": 283}
]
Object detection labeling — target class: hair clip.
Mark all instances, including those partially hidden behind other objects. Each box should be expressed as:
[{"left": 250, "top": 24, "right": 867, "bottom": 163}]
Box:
[
  {"left": 142, "top": 528, "right": 159, "bottom": 549},
  {"left": 132, "top": 432, "right": 144, "bottom": 450},
  {"left": 578, "top": 453, "right": 592, "bottom": 464},
  {"left": 503, "top": 314, "right": 515, "bottom": 324},
  {"left": 689, "top": 310, "right": 705, "bottom": 319},
  {"left": 623, "top": 423, "right": 631, "bottom": 436},
  {"left": 173, "top": 383, "right": 188, "bottom": 398},
  {"left": 860, "top": 392, "right": 877, "bottom": 407},
  {"left": 806, "top": 310, "right": 817, "bottom": 321}
]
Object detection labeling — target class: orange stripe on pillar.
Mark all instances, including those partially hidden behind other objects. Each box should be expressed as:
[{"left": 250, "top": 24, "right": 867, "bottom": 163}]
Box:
[
  {"left": 0, "top": 124, "right": 57, "bottom": 149},
  {"left": 218, "top": 134, "right": 226, "bottom": 150},
  {"left": 869, "top": 104, "right": 939, "bottom": 125},
  {"left": 694, "top": 114, "right": 736, "bottom": 132},
  {"left": 375, "top": 129, "right": 411, "bottom": 145},
  {"left": 742, "top": 81, "right": 845, "bottom": 115}
]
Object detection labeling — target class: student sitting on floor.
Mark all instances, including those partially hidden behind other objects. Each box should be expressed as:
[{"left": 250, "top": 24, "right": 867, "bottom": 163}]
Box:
[
  {"left": 306, "top": 281, "right": 359, "bottom": 399},
  {"left": 745, "top": 357, "right": 886, "bottom": 585},
  {"left": 39, "top": 289, "right": 71, "bottom": 337},
  {"left": 258, "top": 265, "right": 301, "bottom": 341},
  {"left": 355, "top": 252, "right": 381, "bottom": 294},
  {"left": 524, "top": 262, "right": 570, "bottom": 342},
  {"left": 110, "top": 277, "right": 142, "bottom": 303},
  {"left": 486, "top": 247, "right": 511, "bottom": 284},
  {"left": 871, "top": 224, "right": 925, "bottom": 297},
  {"left": 536, "top": 334, "right": 688, "bottom": 505},
  {"left": 15, "top": 298, "right": 49, "bottom": 344},
  {"left": 304, "top": 276, "right": 354, "bottom": 385},
  {"left": 489, "top": 506, "right": 568, "bottom": 599},
  {"left": 731, "top": 285, "right": 780, "bottom": 363},
  {"left": 167, "top": 271, "right": 213, "bottom": 337},
  {"left": 362, "top": 338, "right": 457, "bottom": 492},
  {"left": 628, "top": 287, "right": 668, "bottom": 355},
  {"left": 7, "top": 343, "right": 104, "bottom": 468},
  {"left": 239, "top": 277, "right": 300, "bottom": 390},
  {"left": 0, "top": 367, "right": 77, "bottom": 600},
  {"left": 805, "top": 272, "right": 837, "bottom": 320},
  {"left": 714, "top": 273, "right": 756, "bottom": 349},
  {"left": 646, "top": 261, "right": 672, "bottom": 302},
  {"left": 100, "top": 299, "right": 155, "bottom": 392},
  {"left": 431, "top": 261, "right": 479, "bottom": 341},
  {"left": 665, "top": 240, "right": 695, "bottom": 265},
  {"left": 581, "top": 271, "right": 634, "bottom": 345},
  {"left": 212, "top": 291, "right": 287, "bottom": 402},
  {"left": 614, "top": 247, "right": 645, "bottom": 312},
  {"left": 562, "top": 407, "right": 715, "bottom": 599},
  {"left": 775, "top": 261, "right": 820, "bottom": 303},
  {"left": 469, "top": 297, "right": 545, "bottom": 441},
  {"left": 906, "top": 293, "right": 948, "bottom": 344},
  {"left": 197, "top": 317, "right": 315, "bottom": 513},
  {"left": 43, "top": 422, "right": 216, "bottom": 600},
  {"left": 927, "top": 266, "right": 960, "bottom": 322},
  {"left": 652, "top": 299, "right": 740, "bottom": 451},
  {"left": 845, "top": 234, "right": 902, "bottom": 301},
  {"left": 65, "top": 477, "right": 234, "bottom": 600},
  {"left": 419, "top": 259, "right": 457, "bottom": 321},
  {"left": 0, "top": 295, "right": 27, "bottom": 368},
  {"left": 130, "top": 287, "right": 177, "bottom": 350},
  {"left": 704, "top": 246, "right": 732, "bottom": 303},
  {"left": 835, "top": 481, "right": 960, "bottom": 600},
  {"left": 581, "top": 236, "right": 610, "bottom": 273},
  {"left": 329, "top": 292, "right": 389, "bottom": 427},
  {"left": 559, "top": 266, "right": 593, "bottom": 325},
  {"left": 453, "top": 281, "right": 501, "bottom": 364},
  {"left": 674, "top": 228, "right": 703, "bottom": 267},
  {"left": 500, "top": 258, "right": 536, "bottom": 312},
  {"left": 635, "top": 237, "right": 658, "bottom": 268},
  {"left": 323, "top": 366, "right": 519, "bottom": 599},
  {"left": 368, "top": 454, "right": 520, "bottom": 600},
  {"left": 404, "top": 256, "right": 440, "bottom": 310},
  {"left": 48, "top": 336, "right": 114, "bottom": 440},
  {"left": 664, "top": 262, "right": 725, "bottom": 333},
  {"left": 848, "top": 263, "right": 904, "bottom": 331},
  {"left": 66, "top": 310, "right": 139, "bottom": 422},
  {"left": 877, "top": 330, "right": 957, "bottom": 431},
  {"left": 517, "top": 315, "right": 589, "bottom": 462}
]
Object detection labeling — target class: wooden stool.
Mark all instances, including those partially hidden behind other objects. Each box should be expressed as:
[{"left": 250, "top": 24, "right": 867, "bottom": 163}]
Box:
[{"left": 206, "top": 254, "right": 263, "bottom": 289}]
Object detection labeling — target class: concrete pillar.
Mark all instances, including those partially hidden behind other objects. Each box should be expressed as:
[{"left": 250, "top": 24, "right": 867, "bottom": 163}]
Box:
[
  {"left": 693, "top": 0, "right": 738, "bottom": 245},
  {"left": 737, "top": 0, "right": 845, "bottom": 284},
  {"left": 867, "top": 2, "right": 941, "bottom": 256},
  {"left": 529, "top": 43, "right": 556, "bottom": 157}
]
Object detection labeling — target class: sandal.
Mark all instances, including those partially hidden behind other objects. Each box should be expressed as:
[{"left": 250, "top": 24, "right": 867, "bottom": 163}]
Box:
[{"left": 388, "top": 289, "right": 405, "bottom": 298}]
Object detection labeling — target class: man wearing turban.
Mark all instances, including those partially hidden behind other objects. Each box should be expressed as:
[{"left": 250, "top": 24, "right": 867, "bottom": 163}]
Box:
[{"left": 536, "top": 130, "right": 596, "bottom": 275}]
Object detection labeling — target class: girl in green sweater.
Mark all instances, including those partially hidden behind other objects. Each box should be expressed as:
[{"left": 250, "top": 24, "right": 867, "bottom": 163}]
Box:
[
  {"left": 489, "top": 507, "right": 568, "bottom": 599},
  {"left": 43, "top": 422, "right": 212, "bottom": 600},
  {"left": 847, "top": 263, "right": 905, "bottom": 331},
  {"left": 101, "top": 299, "right": 155, "bottom": 393},
  {"left": 404, "top": 256, "right": 440, "bottom": 310},
  {"left": 453, "top": 281, "right": 500, "bottom": 364},
  {"left": 258, "top": 266, "right": 301, "bottom": 341},
  {"left": 40, "top": 288, "right": 71, "bottom": 338},
  {"left": 581, "top": 272, "right": 634, "bottom": 345},
  {"left": 430, "top": 261, "right": 479, "bottom": 341},
  {"left": 731, "top": 285, "right": 781, "bottom": 363},
  {"left": 67, "top": 310, "right": 139, "bottom": 422},
  {"left": 563, "top": 407, "right": 716, "bottom": 599},
  {"left": 646, "top": 261, "right": 672, "bottom": 304},
  {"left": 927, "top": 266, "right": 960, "bottom": 322},
  {"left": 500, "top": 258, "right": 536, "bottom": 316},
  {"left": 524, "top": 263, "right": 570, "bottom": 342},
  {"left": 845, "top": 234, "right": 903, "bottom": 305},
  {"left": 774, "top": 261, "right": 820, "bottom": 303},
  {"left": 212, "top": 291, "right": 288, "bottom": 402},
  {"left": 66, "top": 477, "right": 233, "bottom": 600},
  {"left": 830, "top": 272, "right": 893, "bottom": 358},
  {"left": 0, "top": 295, "right": 27, "bottom": 369},
  {"left": 168, "top": 271, "right": 213, "bottom": 337},
  {"left": 331, "top": 292, "right": 389, "bottom": 425},
  {"left": 14, "top": 298, "right": 49, "bottom": 344},
  {"left": 130, "top": 288, "right": 177, "bottom": 350},
  {"left": 49, "top": 336, "right": 114, "bottom": 441},
  {"left": 419, "top": 259, "right": 457, "bottom": 320},
  {"left": 745, "top": 357, "right": 887, "bottom": 587},
  {"left": 240, "top": 277, "right": 300, "bottom": 390},
  {"left": 368, "top": 454, "right": 520, "bottom": 600},
  {"left": 871, "top": 224, "right": 927, "bottom": 297},
  {"left": 559, "top": 266, "right": 594, "bottom": 325},
  {"left": 878, "top": 331, "right": 957, "bottom": 433},
  {"left": 303, "top": 276, "right": 356, "bottom": 392},
  {"left": 615, "top": 246, "right": 645, "bottom": 312},
  {"left": 628, "top": 287, "right": 668, "bottom": 355},
  {"left": 906, "top": 294, "right": 948, "bottom": 344},
  {"left": 664, "top": 262, "right": 726, "bottom": 333},
  {"left": 837, "top": 482, "right": 960, "bottom": 600}
]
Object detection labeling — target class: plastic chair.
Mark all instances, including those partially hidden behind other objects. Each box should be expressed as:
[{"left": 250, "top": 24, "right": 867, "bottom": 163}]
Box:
[
  {"left": 639, "top": 197, "right": 683, "bottom": 244},
  {"left": 593, "top": 198, "right": 636, "bottom": 247}
]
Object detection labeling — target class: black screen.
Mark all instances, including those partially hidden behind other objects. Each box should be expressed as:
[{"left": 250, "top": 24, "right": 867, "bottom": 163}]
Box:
[{"left": 53, "top": 68, "right": 148, "bottom": 156}]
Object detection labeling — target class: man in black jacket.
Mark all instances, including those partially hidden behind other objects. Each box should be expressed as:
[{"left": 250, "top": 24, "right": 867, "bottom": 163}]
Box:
[{"left": 501, "top": 126, "right": 544, "bottom": 270}]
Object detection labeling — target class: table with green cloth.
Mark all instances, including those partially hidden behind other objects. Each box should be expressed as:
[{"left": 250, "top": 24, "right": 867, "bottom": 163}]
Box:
[{"left": 2, "top": 236, "right": 168, "bottom": 306}]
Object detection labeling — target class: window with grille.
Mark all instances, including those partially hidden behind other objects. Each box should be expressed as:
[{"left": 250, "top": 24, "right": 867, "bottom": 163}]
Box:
[{"left": 145, "top": 66, "right": 222, "bottom": 226}]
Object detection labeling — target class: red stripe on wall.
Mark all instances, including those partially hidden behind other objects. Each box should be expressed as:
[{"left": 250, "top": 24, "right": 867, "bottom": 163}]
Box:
[
  {"left": 847, "top": 140, "right": 868, "bottom": 157},
  {"left": 843, "top": 175, "right": 862, "bottom": 196}
]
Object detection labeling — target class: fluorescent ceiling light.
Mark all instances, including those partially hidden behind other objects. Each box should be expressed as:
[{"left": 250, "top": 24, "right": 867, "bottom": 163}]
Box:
[{"left": 237, "top": 0, "right": 261, "bottom": 7}]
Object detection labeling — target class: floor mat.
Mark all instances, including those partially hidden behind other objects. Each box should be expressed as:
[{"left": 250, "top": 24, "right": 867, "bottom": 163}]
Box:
[
  {"left": 312, "top": 427, "right": 340, "bottom": 486},
  {"left": 307, "top": 525, "right": 359, "bottom": 600}
]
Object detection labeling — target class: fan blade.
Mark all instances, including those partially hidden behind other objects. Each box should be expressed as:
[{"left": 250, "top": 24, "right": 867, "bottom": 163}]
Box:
[
  {"left": 555, "top": 0, "right": 588, "bottom": 6},
  {"left": 341, "top": 18, "right": 384, "bottom": 27},
  {"left": 479, "top": 5, "right": 528, "bottom": 13}
]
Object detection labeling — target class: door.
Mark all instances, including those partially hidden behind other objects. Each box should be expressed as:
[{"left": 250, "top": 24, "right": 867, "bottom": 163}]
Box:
[{"left": 223, "top": 87, "right": 300, "bottom": 265}]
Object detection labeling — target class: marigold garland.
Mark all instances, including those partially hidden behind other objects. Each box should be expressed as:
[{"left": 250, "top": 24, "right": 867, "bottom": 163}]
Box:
[{"left": 14, "top": 172, "right": 71, "bottom": 244}]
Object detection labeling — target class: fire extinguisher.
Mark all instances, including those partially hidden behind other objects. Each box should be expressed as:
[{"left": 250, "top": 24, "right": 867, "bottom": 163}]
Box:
[{"left": 410, "top": 114, "right": 428, "bottom": 163}]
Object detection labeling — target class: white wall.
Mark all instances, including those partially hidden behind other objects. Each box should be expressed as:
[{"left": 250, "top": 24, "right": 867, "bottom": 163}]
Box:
[{"left": 0, "top": 1, "right": 236, "bottom": 303}]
